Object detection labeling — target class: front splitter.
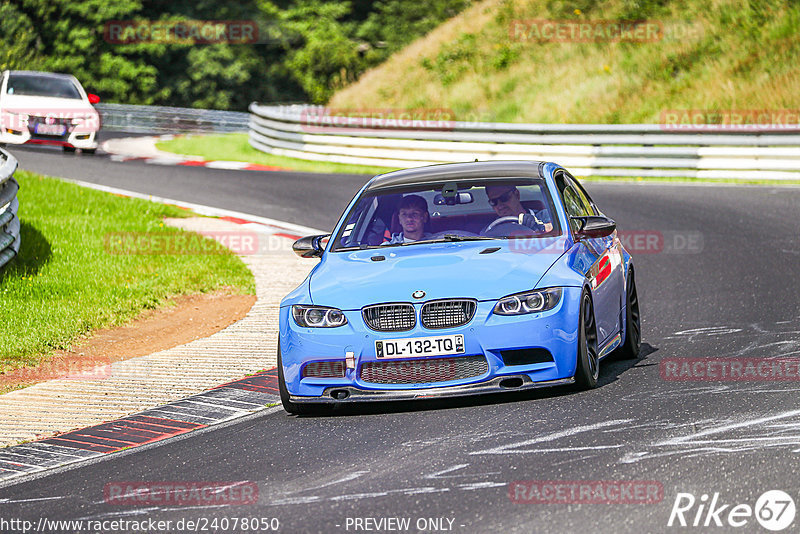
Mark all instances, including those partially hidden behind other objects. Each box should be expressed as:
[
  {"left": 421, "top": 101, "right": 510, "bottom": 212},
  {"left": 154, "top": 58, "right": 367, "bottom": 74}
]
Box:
[{"left": 289, "top": 375, "right": 575, "bottom": 403}]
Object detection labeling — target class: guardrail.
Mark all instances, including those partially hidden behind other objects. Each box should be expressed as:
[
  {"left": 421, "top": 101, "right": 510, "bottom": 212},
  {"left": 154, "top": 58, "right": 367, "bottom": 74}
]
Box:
[
  {"left": 0, "top": 148, "right": 20, "bottom": 270},
  {"left": 97, "top": 103, "right": 248, "bottom": 134},
  {"left": 249, "top": 104, "right": 800, "bottom": 180}
]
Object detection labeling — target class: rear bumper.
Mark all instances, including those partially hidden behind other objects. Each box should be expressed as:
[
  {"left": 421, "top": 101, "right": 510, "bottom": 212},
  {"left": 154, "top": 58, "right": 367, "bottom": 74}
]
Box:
[{"left": 289, "top": 375, "right": 575, "bottom": 403}]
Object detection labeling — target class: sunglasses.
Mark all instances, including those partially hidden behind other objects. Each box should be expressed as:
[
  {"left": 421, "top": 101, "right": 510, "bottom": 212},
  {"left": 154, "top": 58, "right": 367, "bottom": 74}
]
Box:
[{"left": 487, "top": 190, "right": 514, "bottom": 206}]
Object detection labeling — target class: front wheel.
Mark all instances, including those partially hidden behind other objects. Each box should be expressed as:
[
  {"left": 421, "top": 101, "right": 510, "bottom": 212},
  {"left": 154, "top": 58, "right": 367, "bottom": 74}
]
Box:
[
  {"left": 574, "top": 290, "right": 599, "bottom": 390},
  {"left": 62, "top": 145, "right": 76, "bottom": 153},
  {"left": 616, "top": 269, "right": 641, "bottom": 359}
]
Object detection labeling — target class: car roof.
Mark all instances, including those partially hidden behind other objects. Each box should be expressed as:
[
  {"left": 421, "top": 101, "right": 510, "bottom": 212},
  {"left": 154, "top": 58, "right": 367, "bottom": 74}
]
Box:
[
  {"left": 365, "top": 160, "right": 547, "bottom": 192},
  {"left": 5, "top": 71, "right": 78, "bottom": 80}
]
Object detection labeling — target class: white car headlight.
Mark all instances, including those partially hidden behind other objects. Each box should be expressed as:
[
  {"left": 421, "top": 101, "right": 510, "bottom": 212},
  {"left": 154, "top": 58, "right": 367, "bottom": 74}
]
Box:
[
  {"left": 2, "top": 110, "right": 28, "bottom": 128},
  {"left": 292, "top": 305, "right": 348, "bottom": 328},
  {"left": 493, "top": 288, "right": 562, "bottom": 316}
]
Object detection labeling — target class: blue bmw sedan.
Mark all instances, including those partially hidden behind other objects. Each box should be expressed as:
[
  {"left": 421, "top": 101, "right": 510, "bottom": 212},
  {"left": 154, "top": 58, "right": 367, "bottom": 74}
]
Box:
[{"left": 278, "top": 161, "right": 641, "bottom": 414}]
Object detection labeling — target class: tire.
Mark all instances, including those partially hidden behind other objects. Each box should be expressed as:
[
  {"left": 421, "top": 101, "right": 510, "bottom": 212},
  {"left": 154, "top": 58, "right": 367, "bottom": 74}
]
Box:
[
  {"left": 277, "top": 343, "right": 327, "bottom": 416},
  {"left": 574, "top": 290, "right": 599, "bottom": 390},
  {"left": 616, "top": 269, "right": 641, "bottom": 359},
  {"left": 62, "top": 146, "right": 76, "bottom": 153},
  {"left": 82, "top": 148, "right": 96, "bottom": 155}
]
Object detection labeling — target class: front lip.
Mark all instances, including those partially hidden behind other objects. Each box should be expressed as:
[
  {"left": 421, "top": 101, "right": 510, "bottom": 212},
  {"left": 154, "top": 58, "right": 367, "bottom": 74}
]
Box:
[{"left": 289, "top": 375, "right": 574, "bottom": 403}]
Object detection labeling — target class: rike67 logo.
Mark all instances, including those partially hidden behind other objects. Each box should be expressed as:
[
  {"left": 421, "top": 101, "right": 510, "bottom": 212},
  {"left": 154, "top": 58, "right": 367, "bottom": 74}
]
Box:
[{"left": 669, "top": 490, "right": 796, "bottom": 531}]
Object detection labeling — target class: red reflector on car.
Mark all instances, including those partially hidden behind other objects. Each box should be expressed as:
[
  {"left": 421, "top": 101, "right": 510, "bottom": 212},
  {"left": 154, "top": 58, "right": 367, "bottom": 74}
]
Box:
[{"left": 302, "top": 361, "right": 346, "bottom": 378}]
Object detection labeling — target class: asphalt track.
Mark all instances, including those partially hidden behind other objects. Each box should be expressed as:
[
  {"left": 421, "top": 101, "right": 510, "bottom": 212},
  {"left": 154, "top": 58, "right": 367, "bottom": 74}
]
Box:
[{"left": 3, "top": 141, "right": 800, "bottom": 533}]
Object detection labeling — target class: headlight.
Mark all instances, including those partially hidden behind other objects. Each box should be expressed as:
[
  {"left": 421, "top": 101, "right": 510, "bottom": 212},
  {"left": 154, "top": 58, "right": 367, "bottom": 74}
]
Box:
[
  {"left": 292, "top": 305, "right": 348, "bottom": 328},
  {"left": 493, "top": 288, "right": 562, "bottom": 316},
  {"left": 2, "top": 111, "right": 28, "bottom": 128}
]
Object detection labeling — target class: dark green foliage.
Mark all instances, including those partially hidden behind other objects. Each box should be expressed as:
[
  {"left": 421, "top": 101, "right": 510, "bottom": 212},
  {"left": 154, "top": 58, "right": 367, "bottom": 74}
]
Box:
[{"left": 0, "top": 0, "right": 473, "bottom": 108}]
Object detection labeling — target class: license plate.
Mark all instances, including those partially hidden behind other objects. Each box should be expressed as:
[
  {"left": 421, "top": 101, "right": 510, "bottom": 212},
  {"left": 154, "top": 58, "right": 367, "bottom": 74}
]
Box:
[
  {"left": 375, "top": 334, "right": 465, "bottom": 359},
  {"left": 34, "top": 123, "right": 66, "bottom": 135}
]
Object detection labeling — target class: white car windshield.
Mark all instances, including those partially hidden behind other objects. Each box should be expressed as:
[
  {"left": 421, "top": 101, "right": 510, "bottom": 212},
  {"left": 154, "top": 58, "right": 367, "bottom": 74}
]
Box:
[
  {"left": 6, "top": 74, "right": 83, "bottom": 99},
  {"left": 332, "top": 178, "right": 562, "bottom": 251}
]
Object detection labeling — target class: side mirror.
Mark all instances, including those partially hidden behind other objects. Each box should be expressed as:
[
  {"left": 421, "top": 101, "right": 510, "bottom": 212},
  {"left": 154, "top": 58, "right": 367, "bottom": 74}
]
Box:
[
  {"left": 87, "top": 94, "right": 101, "bottom": 104},
  {"left": 571, "top": 216, "right": 616, "bottom": 240},
  {"left": 292, "top": 234, "right": 329, "bottom": 258}
]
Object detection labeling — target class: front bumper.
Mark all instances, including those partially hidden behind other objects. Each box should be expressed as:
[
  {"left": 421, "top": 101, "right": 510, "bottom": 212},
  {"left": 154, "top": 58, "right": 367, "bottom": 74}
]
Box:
[
  {"left": 290, "top": 375, "right": 575, "bottom": 403},
  {"left": 280, "top": 287, "right": 583, "bottom": 401},
  {"left": 0, "top": 124, "right": 98, "bottom": 149}
]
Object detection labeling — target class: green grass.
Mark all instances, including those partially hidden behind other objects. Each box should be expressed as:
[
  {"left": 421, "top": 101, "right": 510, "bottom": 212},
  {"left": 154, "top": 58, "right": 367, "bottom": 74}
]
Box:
[
  {"left": 156, "top": 135, "right": 800, "bottom": 187},
  {"left": 331, "top": 0, "right": 800, "bottom": 124},
  {"left": 156, "top": 133, "right": 392, "bottom": 175},
  {"left": 0, "top": 171, "right": 255, "bottom": 374}
]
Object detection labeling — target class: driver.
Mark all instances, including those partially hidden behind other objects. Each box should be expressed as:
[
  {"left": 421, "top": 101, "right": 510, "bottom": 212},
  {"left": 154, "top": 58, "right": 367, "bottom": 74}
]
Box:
[
  {"left": 382, "top": 194, "right": 433, "bottom": 244},
  {"left": 485, "top": 185, "right": 553, "bottom": 233}
]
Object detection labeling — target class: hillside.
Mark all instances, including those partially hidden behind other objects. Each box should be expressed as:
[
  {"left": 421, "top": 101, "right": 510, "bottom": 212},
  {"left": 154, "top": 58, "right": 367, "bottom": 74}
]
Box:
[{"left": 329, "top": 0, "right": 800, "bottom": 124}]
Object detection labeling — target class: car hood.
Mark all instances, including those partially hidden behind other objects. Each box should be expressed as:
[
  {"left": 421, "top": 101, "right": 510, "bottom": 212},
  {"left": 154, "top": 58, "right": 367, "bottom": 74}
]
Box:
[
  {"left": 1, "top": 94, "right": 95, "bottom": 114},
  {"left": 309, "top": 239, "right": 569, "bottom": 309}
]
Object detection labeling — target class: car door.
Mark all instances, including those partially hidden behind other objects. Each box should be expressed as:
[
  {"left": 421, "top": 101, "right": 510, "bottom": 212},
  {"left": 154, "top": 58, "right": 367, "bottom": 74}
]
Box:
[{"left": 555, "top": 171, "right": 623, "bottom": 345}]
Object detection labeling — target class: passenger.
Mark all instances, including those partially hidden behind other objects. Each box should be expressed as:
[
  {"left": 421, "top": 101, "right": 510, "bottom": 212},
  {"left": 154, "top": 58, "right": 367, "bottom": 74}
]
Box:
[
  {"left": 485, "top": 185, "right": 553, "bottom": 233},
  {"left": 382, "top": 194, "right": 433, "bottom": 244}
]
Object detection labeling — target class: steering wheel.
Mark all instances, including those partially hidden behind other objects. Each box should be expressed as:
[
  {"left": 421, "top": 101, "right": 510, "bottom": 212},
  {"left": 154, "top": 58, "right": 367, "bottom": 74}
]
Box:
[{"left": 481, "top": 216, "right": 521, "bottom": 234}]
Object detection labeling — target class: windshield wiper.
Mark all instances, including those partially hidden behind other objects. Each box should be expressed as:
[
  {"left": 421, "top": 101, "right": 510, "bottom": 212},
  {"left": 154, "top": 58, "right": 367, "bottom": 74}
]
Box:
[
  {"left": 408, "top": 234, "right": 496, "bottom": 245},
  {"left": 335, "top": 244, "right": 381, "bottom": 252},
  {"left": 442, "top": 234, "right": 495, "bottom": 242}
]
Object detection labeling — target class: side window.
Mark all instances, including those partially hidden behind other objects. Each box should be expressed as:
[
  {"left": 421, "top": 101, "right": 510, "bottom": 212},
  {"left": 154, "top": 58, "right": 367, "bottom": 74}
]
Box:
[
  {"left": 554, "top": 171, "right": 568, "bottom": 198},
  {"left": 562, "top": 186, "right": 589, "bottom": 232},
  {"left": 337, "top": 197, "right": 377, "bottom": 248},
  {"left": 565, "top": 173, "right": 597, "bottom": 215}
]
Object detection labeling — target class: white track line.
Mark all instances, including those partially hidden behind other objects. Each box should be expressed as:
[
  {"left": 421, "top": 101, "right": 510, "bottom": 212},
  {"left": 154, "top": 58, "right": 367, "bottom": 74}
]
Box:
[{"left": 59, "top": 177, "right": 326, "bottom": 235}]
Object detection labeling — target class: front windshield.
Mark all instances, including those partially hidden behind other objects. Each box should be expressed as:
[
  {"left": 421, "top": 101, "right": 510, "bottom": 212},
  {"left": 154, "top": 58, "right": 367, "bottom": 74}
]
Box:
[
  {"left": 6, "top": 74, "right": 82, "bottom": 99},
  {"left": 331, "top": 178, "right": 562, "bottom": 251}
]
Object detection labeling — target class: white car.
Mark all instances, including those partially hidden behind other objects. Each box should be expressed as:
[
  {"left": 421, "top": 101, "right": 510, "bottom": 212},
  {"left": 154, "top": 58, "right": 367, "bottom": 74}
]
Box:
[{"left": 0, "top": 70, "right": 101, "bottom": 153}]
